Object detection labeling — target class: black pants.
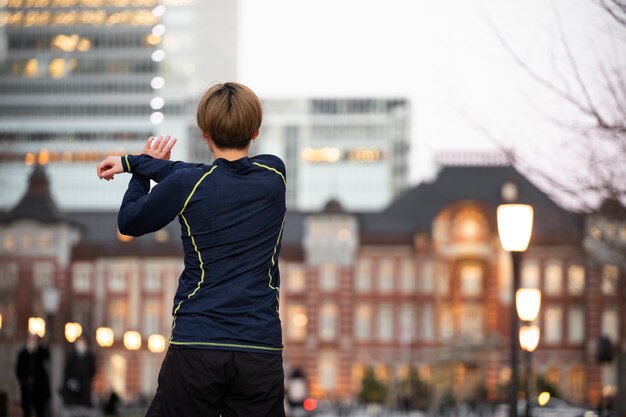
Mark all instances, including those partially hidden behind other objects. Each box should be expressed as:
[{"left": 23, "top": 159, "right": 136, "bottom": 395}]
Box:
[{"left": 145, "top": 347, "right": 285, "bottom": 417}]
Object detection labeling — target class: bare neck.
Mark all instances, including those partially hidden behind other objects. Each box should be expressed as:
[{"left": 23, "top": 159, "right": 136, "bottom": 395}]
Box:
[{"left": 212, "top": 147, "right": 249, "bottom": 162}]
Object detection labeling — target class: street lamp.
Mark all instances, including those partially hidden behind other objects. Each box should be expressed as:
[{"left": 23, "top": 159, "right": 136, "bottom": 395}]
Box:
[
  {"left": 147, "top": 334, "right": 166, "bottom": 353},
  {"left": 497, "top": 203, "right": 534, "bottom": 417},
  {"left": 96, "top": 327, "right": 114, "bottom": 348},
  {"left": 520, "top": 325, "right": 540, "bottom": 417},
  {"left": 64, "top": 322, "right": 83, "bottom": 343},
  {"left": 41, "top": 286, "right": 60, "bottom": 417},
  {"left": 28, "top": 317, "right": 46, "bottom": 338},
  {"left": 516, "top": 289, "right": 541, "bottom": 322},
  {"left": 123, "top": 331, "right": 142, "bottom": 351}
]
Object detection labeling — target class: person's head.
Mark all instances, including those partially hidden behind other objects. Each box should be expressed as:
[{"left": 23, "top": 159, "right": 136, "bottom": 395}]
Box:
[
  {"left": 26, "top": 333, "right": 38, "bottom": 352},
  {"left": 196, "top": 82, "right": 262, "bottom": 152},
  {"left": 75, "top": 335, "right": 89, "bottom": 355}
]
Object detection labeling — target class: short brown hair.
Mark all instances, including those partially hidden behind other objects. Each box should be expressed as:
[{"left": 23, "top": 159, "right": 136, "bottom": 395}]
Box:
[{"left": 196, "top": 82, "right": 263, "bottom": 150}]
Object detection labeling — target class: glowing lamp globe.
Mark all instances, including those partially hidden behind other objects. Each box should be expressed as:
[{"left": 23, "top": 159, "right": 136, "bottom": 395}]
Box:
[
  {"left": 65, "top": 322, "right": 83, "bottom": 343},
  {"left": 497, "top": 204, "right": 534, "bottom": 252},
  {"left": 96, "top": 327, "right": 114, "bottom": 348},
  {"left": 123, "top": 331, "right": 142, "bottom": 351}
]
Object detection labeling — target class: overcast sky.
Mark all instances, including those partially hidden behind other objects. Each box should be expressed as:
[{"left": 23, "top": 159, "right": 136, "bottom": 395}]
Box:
[{"left": 237, "top": 0, "right": 618, "bottom": 195}]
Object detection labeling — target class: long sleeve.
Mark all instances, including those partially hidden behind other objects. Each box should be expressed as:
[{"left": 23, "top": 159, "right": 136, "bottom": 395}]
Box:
[
  {"left": 117, "top": 170, "right": 192, "bottom": 237},
  {"left": 121, "top": 154, "right": 206, "bottom": 183}
]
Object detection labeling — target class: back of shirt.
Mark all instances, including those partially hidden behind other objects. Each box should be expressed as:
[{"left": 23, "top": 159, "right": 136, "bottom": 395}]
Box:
[{"left": 118, "top": 153, "right": 286, "bottom": 354}]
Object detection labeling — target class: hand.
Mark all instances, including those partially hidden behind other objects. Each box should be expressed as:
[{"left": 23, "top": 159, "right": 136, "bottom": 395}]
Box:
[
  {"left": 143, "top": 135, "right": 177, "bottom": 160},
  {"left": 96, "top": 155, "right": 123, "bottom": 181}
]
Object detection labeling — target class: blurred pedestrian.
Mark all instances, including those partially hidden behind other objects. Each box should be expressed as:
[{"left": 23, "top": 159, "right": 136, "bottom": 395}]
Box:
[
  {"left": 61, "top": 335, "right": 95, "bottom": 409},
  {"left": 15, "top": 334, "right": 51, "bottom": 417},
  {"left": 102, "top": 391, "right": 119, "bottom": 416}
]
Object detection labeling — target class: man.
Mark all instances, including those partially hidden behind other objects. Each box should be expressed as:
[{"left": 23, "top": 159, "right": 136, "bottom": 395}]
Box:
[
  {"left": 15, "top": 334, "right": 50, "bottom": 417},
  {"left": 97, "top": 83, "right": 286, "bottom": 417}
]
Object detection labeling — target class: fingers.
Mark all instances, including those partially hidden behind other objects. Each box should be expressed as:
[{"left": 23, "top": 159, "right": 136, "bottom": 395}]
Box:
[
  {"left": 143, "top": 135, "right": 176, "bottom": 160},
  {"left": 142, "top": 137, "right": 154, "bottom": 154}
]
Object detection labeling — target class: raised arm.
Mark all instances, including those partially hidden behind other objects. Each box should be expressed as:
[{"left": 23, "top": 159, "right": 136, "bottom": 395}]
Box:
[
  {"left": 97, "top": 136, "right": 205, "bottom": 183},
  {"left": 117, "top": 170, "right": 194, "bottom": 237}
]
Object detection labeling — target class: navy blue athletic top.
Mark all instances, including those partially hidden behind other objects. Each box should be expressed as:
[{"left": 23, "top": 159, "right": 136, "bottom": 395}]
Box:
[{"left": 118, "top": 153, "right": 286, "bottom": 354}]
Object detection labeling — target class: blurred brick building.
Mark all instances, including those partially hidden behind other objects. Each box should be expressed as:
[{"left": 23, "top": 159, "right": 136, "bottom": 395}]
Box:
[{"left": 0, "top": 156, "right": 624, "bottom": 409}]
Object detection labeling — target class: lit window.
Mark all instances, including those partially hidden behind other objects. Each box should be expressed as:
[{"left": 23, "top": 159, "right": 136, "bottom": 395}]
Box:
[
  {"left": 567, "top": 306, "right": 584, "bottom": 344},
  {"left": 459, "top": 303, "right": 483, "bottom": 343},
  {"left": 460, "top": 261, "right": 483, "bottom": 297},
  {"left": 354, "top": 303, "right": 372, "bottom": 341},
  {"left": 377, "top": 259, "right": 394, "bottom": 293},
  {"left": 439, "top": 305, "right": 454, "bottom": 341},
  {"left": 72, "top": 264, "right": 92, "bottom": 292},
  {"left": 521, "top": 260, "right": 540, "bottom": 289},
  {"left": 319, "top": 303, "right": 338, "bottom": 341},
  {"left": 377, "top": 303, "right": 393, "bottom": 342},
  {"left": 287, "top": 304, "right": 307, "bottom": 341},
  {"left": 567, "top": 265, "right": 585, "bottom": 295},
  {"left": 143, "top": 300, "right": 161, "bottom": 335},
  {"left": 355, "top": 258, "right": 372, "bottom": 292},
  {"left": 38, "top": 232, "right": 52, "bottom": 249},
  {"left": 108, "top": 299, "right": 127, "bottom": 336},
  {"left": 602, "top": 265, "right": 619, "bottom": 295},
  {"left": 3, "top": 233, "right": 16, "bottom": 252},
  {"left": 319, "top": 350, "right": 338, "bottom": 391},
  {"left": 33, "top": 263, "right": 54, "bottom": 288},
  {"left": 319, "top": 263, "right": 338, "bottom": 291},
  {"left": 544, "top": 306, "right": 563, "bottom": 344},
  {"left": 544, "top": 260, "right": 562, "bottom": 295},
  {"left": 24, "top": 58, "right": 39, "bottom": 77},
  {"left": 286, "top": 267, "right": 306, "bottom": 293}
]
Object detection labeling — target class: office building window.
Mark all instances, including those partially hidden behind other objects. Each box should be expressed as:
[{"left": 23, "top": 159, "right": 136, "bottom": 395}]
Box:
[
  {"left": 567, "top": 265, "right": 585, "bottom": 295},
  {"left": 567, "top": 306, "right": 585, "bottom": 344},
  {"left": 521, "top": 260, "right": 540, "bottom": 289},
  {"left": 354, "top": 303, "right": 372, "bottom": 341},
  {"left": 319, "top": 303, "right": 338, "bottom": 341},
  {"left": 355, "top": 258, "right": 372, "bottom": 292},
  {"left": 287, "top": 304, "right": 307, "bottom": 342},
  {"left": 399, "top": 258, "right": 416, "bottom": 293},
  {"left": 378, "top": 259, "right": 394, "bottom": 293},
  {"left": 377, "top": 303, "right": 393, "bottom": 342},
  {"left": 72, "top": 264, "right": 92, "bottom": 293},
  {"left": 319, "top": 264, "right": 338, "bottom": 291},
  {"left": 544, "top": 260, "right": 563, "bottom": 295},
  {"left": 459, "top": 261, "right": 482, "bottom": 297},
  {"left": 544, "top": 306, "right": 563, "bottom": 344}
]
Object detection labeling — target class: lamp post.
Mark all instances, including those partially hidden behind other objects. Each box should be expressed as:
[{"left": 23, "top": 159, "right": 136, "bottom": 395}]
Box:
[
  {"left": 41, "top": 286, "right": 60, "bottom": 416},
  {"left": 497, "top": 204, "right": 534, "bottom": 417},
  {"left": 519, "top": 325, "right": 540, "bottom": 417}
]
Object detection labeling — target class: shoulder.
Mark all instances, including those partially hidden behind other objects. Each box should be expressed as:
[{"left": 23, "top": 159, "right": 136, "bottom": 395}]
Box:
[
  {"left": 251, "top": 154, "right": 286, "bottom": 175},
  {"left": 159, "top": 166, "right": 209, "bottom": 189}
]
